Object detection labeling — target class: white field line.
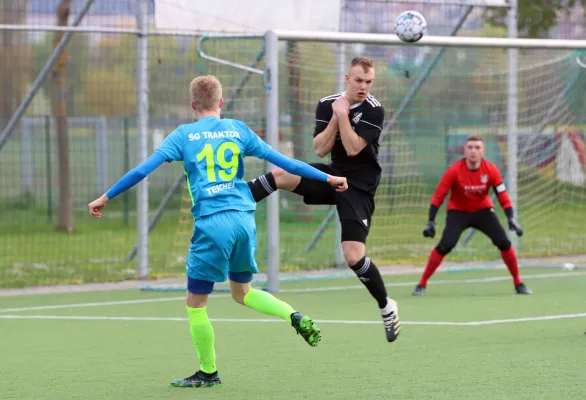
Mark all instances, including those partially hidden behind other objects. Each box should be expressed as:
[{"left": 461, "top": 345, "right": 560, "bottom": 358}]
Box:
[
  {"left": 278, "top": 271, "right": 586, "bottom": 293},
  {"left": 0, "top": 294, "right": 228, "bottom": 313},
  {"left": 1, "top": 271, "right": 585, "bottom": 313},
  {"left": 1, "top": 313, "right": 586, "bottom": 326}
]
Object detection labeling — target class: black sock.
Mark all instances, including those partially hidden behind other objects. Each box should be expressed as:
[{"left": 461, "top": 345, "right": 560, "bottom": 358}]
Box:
[
  {"left": 350, "top": 257, "right": 388, "bottom": 308},
  {"left": 247, "top": 173, "right": 277, "bottom": 202}
]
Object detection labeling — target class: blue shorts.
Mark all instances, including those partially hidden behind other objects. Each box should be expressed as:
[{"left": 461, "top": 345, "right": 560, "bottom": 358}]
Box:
[{"left": 186, "top": 210, "right": 258, "bottom": 294}]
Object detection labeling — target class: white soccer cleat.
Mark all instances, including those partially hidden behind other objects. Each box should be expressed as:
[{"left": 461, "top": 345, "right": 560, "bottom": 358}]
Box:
[{"left": 380, "top": 298, "right": 401, "bottom": 342}]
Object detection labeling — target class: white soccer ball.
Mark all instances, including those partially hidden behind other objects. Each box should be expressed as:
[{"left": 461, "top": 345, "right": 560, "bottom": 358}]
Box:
[
  {"left": 394, "top": 11, "right": 427, "bottom": 43},
  {"left": 562, "top": 262, "right": 575, "bottom": 271}
]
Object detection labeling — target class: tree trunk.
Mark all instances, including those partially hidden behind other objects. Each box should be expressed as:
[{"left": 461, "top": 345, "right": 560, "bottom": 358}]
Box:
[
  {"left": 52, "top": 0, "right": 74, "bottom": 232},
  {"left": 0, "top": 0, "right": 28, "bottom": 120},
  {"left": 286, "top": 42, "right": 311, "bottom": 220}
]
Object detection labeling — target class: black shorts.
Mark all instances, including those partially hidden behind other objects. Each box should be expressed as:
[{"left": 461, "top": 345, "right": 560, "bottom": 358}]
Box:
[
  {"left": 436, "top": 208, "right": 511, "bottom": 254},
  {"left": 293, "top": 163, "right": 375, "bottom": 244}
]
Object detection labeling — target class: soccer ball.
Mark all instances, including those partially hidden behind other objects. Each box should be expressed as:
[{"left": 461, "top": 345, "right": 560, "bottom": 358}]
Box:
[
  {"left": 394, "top": 11, "right": 427, "bottom": 43},
  {"left": 562, "top": 262, "right": 575, "bottom": 271}
]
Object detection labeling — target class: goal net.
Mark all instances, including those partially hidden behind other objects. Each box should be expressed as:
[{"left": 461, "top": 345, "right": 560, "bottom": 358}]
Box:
[
  {"left": 152, "top": 34, "right": 586, "bottom": 291},
  {"left": 278, "top": 42, "right": 584, "bottom": 267}
]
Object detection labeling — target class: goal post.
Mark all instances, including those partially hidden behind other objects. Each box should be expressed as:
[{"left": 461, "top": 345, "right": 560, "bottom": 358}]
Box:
[{"left": 263, "top": 30, "right": 586, "bottom": 292}]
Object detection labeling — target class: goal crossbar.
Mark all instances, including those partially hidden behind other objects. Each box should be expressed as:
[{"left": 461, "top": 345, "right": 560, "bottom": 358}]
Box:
[{"left": 271, "top": 30, "right": 586, "bottom": 50}]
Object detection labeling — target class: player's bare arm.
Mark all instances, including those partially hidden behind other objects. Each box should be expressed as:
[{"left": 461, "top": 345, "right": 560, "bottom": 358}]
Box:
[
  {"left": 313, "top": 112, "right": 339, "bottom": 158},
  {"left": 333, "top": 96, "right": 368, "bottom": 157}
]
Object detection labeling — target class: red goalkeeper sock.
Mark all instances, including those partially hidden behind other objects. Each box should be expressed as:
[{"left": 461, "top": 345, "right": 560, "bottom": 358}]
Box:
[
  {"left": 501, "top": 247, "right": 522, "bottom": 285},
  {"left": 418, "top": 249, "right": 444, "bottom": 287}
]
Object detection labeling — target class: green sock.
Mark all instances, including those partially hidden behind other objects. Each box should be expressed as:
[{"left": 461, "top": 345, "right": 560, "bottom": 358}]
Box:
[
  {"left": 243, "top": 289, "right": 296, "bottom": 323},
  {"left": 186, "top": 305, "right": 216, "bottom": 374}
]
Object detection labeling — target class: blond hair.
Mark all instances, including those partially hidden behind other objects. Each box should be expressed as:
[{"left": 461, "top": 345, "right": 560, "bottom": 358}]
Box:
[
  {"left": 190, "top": 75, "right": 222, "bottom": 111},
  {"left": 350, "top": 56, "right": 374, "bottom": 73}
]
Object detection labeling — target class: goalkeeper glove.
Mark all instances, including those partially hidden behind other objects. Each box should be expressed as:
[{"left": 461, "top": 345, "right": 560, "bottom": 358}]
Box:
[
  {"left": 423, "top": 221, "right": 436, "bottom": 238},
  {"left": 508, "top": 218, "right": 523, "bottom": 237}
]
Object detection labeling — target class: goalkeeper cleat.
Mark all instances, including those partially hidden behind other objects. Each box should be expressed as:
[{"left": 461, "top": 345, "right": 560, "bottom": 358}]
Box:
[
  {"left": 170, "top": 370, "right": 221, "bottom": 388},
  {"left": 382, "top": 299, "right": 401, "bottom": 342},
  {"left": 515, "top": 283, "right": 532, "bottom": 295},
  {"left": 290, "top": 312, "right": 321, "bottom": 347},
  {"left": 412, "top": 285, "right": 426, "bottom": 296}
]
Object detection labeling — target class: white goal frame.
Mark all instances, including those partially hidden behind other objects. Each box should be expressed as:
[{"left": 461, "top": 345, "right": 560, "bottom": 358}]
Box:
[{"left": 263, "top": 29, "right": 586, "bottom": 292}]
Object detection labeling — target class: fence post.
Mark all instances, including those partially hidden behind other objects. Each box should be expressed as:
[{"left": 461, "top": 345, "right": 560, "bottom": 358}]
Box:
[
  {"left": 95, "top": 116, "right": 108, "bottom": 194},
  {"left": 136, "top": 0, "right": 150, "bottom": 279},
  {"left": 45, "top": 116, "right": 52, "bottom": 222},
  {"left": 123, "top": 117, "right": 130, "bottom": 226},
  {"left": 264, "top": 30, "right": 280, "bottom": 292},
  {"left": 507, "top": 0, "right": 519, "bottom": 250},
  {"left": 20, "top": 117, "right": 33, "bottom": 194}
]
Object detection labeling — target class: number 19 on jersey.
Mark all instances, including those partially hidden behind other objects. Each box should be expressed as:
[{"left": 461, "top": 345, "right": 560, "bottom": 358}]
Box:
[{"left": 196, "top": 142, "right": 241, "bottom": 183}]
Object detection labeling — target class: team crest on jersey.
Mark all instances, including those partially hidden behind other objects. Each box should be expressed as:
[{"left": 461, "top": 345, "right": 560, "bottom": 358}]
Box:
[
  {"left": 352, "top": 112, "right": 362, "bottom": 125},
  {"left": 480, "top": 174, "right": 488, "bottom": 183}
]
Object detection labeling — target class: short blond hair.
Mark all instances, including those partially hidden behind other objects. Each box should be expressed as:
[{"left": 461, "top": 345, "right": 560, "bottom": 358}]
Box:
[
  {"left": 190, "top": 75, "right": 222, "bottom": 111},
  {"left": 350, "top": 56, "right": 374, "bottom": 73}
]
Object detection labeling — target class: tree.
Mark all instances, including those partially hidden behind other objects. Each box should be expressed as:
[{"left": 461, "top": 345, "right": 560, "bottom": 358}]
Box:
[
  {"left": 51, "top": 0, "right": 74, "bottom": 232},
  {"left": 31, "top": 33, "right": 90, "bottom": 116},
  {"left": 484, "top": 0, "right": 586, "bottom": 38},
  {"left": 76, "top": 67, "right": 137, "bottom": 116},
  {"left": 69, "top": 35, "right": 135, "bottom": 116},
  {"left": 0, "top": 0, "right": 29, "bottom": 120}
]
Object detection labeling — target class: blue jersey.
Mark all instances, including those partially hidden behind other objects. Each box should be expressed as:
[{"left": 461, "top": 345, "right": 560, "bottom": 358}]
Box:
[{"left": 154, "top": 116, "right": 271, "bottom": 218}]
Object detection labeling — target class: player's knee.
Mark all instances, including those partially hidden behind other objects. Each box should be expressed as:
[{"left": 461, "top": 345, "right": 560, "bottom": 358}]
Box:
[
  {"left": 435, "top": 242, "right": 455, "bottom": 256},
  {"left": 273, "top": 168, "right": 301, "bottom": 191},
  {"left": 345, "top": 255, "right": 362, "bottom": 268},
  {"left": 228, "top": 275, "right": 253, "bottom": 305},
  {"left": 343, "top": 248, "right": 366, "bottom": 267},
  {"left": 231, "top": 291, "right": 246, "bottom": 305},
  {"left": 493, "top": 238, "right": 511, "bottom": 251},
  {"left": 186, "top": 291, "right": 208, "bottom": 308},
  {"left": 230, "top": 285, "right": 249, "bottom": 305}
]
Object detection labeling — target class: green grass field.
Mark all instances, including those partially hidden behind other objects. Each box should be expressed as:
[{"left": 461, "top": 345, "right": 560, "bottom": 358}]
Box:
[{"left": 1, "top": 267, "right": 586, "bottom": 399}]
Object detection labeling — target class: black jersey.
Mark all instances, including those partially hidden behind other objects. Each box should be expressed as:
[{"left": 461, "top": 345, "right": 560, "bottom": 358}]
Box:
[{"left": 313, "top": 92, "right": 384, "bottom": 194}]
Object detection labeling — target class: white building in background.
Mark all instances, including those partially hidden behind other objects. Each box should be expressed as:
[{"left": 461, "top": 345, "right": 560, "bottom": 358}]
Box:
[{"left": 154, "top": 0, "right": 340, "bottom": 32}]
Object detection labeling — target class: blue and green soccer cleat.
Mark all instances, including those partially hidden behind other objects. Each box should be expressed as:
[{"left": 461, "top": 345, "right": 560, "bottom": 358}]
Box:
[
  {"left": 170, "top": 370, "right": 221, "bottom": 388},
  {"left": 290, "top": 312, "right": 321, "bottom": 347}
]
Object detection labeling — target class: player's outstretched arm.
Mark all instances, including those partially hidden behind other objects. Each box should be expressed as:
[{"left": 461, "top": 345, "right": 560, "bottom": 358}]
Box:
[
  {"left": 88, "top": 153, "right": 166, "bottom": 218},
  {"left": 90, "top": 127, "right": 183, "bottom": 219},
  {"left": 263, "top": 149, "right": 348, "bottom": 192}
]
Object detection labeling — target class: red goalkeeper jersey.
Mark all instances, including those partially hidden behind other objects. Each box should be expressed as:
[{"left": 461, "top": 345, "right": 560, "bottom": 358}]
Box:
[{"left": 431, "top": 158, "right": 512, "bottom": 212}]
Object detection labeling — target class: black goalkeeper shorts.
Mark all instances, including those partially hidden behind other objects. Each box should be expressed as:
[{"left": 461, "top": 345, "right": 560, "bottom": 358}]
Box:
[
  {"left": 437, "top": 208, "right": 511, "bottom": 254},
  {"left": 292, "top": 163, "right": 375, "bottom": 244}
]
